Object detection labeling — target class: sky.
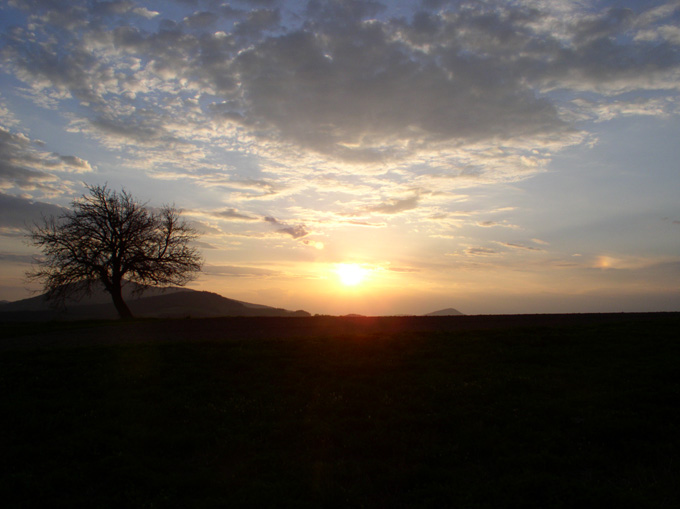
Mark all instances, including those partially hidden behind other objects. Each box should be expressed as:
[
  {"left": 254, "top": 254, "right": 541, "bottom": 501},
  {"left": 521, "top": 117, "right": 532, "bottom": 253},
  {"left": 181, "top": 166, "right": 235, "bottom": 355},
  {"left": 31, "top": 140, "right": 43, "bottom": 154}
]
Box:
[{"left": 1, "top": 0, "right": 679, "bottom": 315}]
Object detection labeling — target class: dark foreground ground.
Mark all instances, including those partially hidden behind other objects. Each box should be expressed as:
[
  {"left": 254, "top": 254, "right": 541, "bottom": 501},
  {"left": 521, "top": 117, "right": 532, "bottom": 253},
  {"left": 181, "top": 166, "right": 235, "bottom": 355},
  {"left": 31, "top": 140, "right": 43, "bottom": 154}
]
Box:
[{"left": 1, "top": 313, "right": 679, "bottom": 507}]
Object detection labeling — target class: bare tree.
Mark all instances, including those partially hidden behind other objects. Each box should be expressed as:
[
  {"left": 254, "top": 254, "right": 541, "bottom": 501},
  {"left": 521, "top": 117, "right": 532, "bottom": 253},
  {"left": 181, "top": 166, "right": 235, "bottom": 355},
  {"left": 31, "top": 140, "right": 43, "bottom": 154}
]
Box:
[{"left": 27, "top": 184, "right": 203, "bottom": 319}]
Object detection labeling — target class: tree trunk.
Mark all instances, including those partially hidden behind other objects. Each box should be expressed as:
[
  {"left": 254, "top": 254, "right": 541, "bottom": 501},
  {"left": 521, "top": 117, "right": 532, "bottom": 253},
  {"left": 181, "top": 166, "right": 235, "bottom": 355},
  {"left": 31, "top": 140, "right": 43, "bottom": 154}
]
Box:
[{"left": 109, "top": 283, "right": 134, "bottom": 319}]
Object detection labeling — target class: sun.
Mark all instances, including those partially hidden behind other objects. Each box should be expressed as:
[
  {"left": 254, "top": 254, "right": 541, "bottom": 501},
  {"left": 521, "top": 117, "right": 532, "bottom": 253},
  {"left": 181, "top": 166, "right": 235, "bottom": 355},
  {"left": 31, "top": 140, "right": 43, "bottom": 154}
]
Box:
[{"left": 335, "top": 263, "right": 368, "bottom": 286}]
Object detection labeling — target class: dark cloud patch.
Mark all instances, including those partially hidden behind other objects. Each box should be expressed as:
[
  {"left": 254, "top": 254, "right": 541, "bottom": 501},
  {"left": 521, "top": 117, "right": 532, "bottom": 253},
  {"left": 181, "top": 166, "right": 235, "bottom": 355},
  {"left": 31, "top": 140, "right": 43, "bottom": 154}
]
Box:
[
  {"left": 235, "top": 0, "right": 279, "bottom": 7},
  {"left": 193, "top": 240, "right": 218, "bottom": 249},
  {"left": 466, "top": 247, "right": 498, "bottom": 256},
  {"left": 571, "top": 7, "right": 635, "bottom": 45},
  {"left": 0, "top": 164, "right": 54, "bottom": 191},
  {"left": 0, "top": 128, "right": 57, "bottom": 190},
  {"left": 230, "top": 5, "right": 569, "bottom": 160},
  {"left": 91, "top": 0, "right": 137, "bottom": 17},
  {"left": 500, "top": 242, "right": 543, "bottom": 252},
  {"left": 219, "top": 5, "right": 245, "bottom": 19},
  {"left": 214, "top": 208, "right": 258, "bottom": 221},
  {"left": 0, "top": 193, "right": 66, "bottom": 229},
  {"left": 0, "top": 253, "right": 36, "bottom": 264},
  {"left": 89, "top": 115, "right": 166, "bottom": 142},
  {"left": 411, "top": 10, "right": 440, "bottom": 36},
  {"left": 0, "top": 229, "right": 25, "bottom": 238},
  {"left": 367, "top": 196, "right": 420, "bottom": 215},
  {"left": 521, "top": 6, "right": 680, "bottom": 91},
  {"left": 545, "top": 38, "right": 679, "bottom": 90},
  {"left": 3, "top": 29, "right": 106, "bottom": 107},
  {"left": 264, "top": 216, "right": 309, "bottom": 239},
  {"left": 58, "top": 155, "right": 92, "bottom": 170},
  {"left": 279, "top": 224, "right": 308, "bottom": 238},
  {"left": 234, "top": 8, "right": 281, "bottom": 38},
  {"left": 306, "top": 0, "right": 386, "bottom": 24},
  {"left": 421, "top": 0, "right": 448, "bottom": 10},
  {"left": 183, "top": 11, "right": 220, "bottom": 29},
  {"left": 9, "top": 0, "right": 90, "bottom": 30}
]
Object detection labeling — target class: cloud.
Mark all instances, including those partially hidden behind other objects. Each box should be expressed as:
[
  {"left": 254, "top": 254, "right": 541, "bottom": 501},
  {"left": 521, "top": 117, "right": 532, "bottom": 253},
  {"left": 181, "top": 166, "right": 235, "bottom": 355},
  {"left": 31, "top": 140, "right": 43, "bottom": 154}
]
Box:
[
  {"left": 0, "top": 128, "right": 54, "bottom": 191},
  {"left": 498, "top": 242, "right": 544, "bottom": 252},
  {"left": 229, "top": 16, "right": 568, "bottom": 161},
  {"left": 264, "top": 216, "right": 309, "bottom": 239},
  {"left": 0, "top": 100, "right": 20, "bottom": 128},
  {"left": 0, "top": 126, "right": 91, "bottom": 193},
  {"left": 0, "top": 253, "right": 36, "bottom": 264},
  {"left": 133, "top": 7, "right": 159, "bottom": 19},
  {"left": 233, "top": 8, "right": 281, "bottom": 38},
  {"left": 58, "top": 155, "right": 93, "bottom": 172},
  {"left": 0, "top": 193, "right": 67, "bottom": 229},
  {"left": 466, "top": 247, "right": 499, "bottom": 256},
  {"left": 193, "top": 240, "right": 218, "bottom": 250},
  {"left": 237, "top": 0, "right": 279, "bottom": 7},
  {"left": 537, "top": 10, "right": 680, "bottom": 93},
  {"left": 279, "top": 224, "right": 309, "bottom": 239},
  {"left": 2, "top": 0, "right": 679, "bottom": 206},
  {"left": 572, "top": 96, "right": 677, "bottom": 122},
  {"left": 367, "top": 195, "right": 420, "bottom": 215},
  {"left": 570, "top": 7, "right": 635, "bottom": 44},
  {"left": 476, "top": 219, "right": 519, "bottom": 229},
  {"left": 214, "top": 208, "right": 258, "bottom": 221},
  {"left": 183, "top": 11, "right": 220, "bottom": 29}
]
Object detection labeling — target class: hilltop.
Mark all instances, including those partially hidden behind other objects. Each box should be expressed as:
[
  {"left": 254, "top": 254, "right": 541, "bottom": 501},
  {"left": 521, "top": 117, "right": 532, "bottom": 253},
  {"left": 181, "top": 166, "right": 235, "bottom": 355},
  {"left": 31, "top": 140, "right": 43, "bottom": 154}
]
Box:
[
  {"left": 424, "top": 307, "right": 464, "bottom": 316},
  {"left": 0, "top": 284, "right": 309, "bottom": 321}
]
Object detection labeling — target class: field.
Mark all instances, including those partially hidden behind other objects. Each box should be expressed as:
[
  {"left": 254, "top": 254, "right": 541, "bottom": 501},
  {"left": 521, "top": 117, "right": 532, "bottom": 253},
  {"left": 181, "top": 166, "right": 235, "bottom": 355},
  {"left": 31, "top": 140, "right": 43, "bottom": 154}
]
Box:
[{"left": 1, "top": 314, "right": 679, "bottom": 507}]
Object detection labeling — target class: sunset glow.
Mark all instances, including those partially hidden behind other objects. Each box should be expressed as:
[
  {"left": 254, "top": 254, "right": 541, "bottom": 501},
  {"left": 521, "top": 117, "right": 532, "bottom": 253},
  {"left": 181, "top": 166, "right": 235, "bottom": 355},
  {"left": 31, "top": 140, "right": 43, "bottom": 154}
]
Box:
[{"left": 336, "top": 264, "right": 369, "bottom": 287}]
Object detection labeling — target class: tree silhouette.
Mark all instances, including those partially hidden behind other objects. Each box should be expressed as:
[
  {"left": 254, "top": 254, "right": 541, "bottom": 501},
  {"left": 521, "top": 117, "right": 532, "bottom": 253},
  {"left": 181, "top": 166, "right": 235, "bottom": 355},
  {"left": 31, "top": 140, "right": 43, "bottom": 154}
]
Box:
[{"left": 27, "top": 184, "right": 202, "bottom": 319}]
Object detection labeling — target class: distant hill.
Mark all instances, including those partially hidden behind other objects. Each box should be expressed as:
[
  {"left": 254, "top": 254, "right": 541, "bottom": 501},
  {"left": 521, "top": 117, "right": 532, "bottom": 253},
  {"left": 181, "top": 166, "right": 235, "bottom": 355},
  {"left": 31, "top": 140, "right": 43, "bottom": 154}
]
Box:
[
  {"left": 127, "top": 291, "right": 310, "bottom": 319},
  {"left": 424, "top": 308, "right": 464, "bottom": 316},
  {"left": 0, "top": 284, "right": 310, "bottom": 321}
]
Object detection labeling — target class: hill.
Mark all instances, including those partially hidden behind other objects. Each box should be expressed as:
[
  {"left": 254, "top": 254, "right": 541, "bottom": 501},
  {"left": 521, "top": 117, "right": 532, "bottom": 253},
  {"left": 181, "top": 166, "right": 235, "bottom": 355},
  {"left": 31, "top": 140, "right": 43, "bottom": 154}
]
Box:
[
  {"left": 127, "top": 290, "right": 310, "bottom": 319},
  {"left": 0, "top": 284, "right": 309, "bottom": 320},
  {"left": 424, "top": 307, "right": 464, "bottom": 316}
]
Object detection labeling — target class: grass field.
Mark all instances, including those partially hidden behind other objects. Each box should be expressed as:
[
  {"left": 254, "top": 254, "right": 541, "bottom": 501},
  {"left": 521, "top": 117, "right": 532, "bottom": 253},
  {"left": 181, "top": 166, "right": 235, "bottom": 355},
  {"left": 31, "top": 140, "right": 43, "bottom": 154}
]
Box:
[{"left": 1, "top": 314, "right": 679, "bottom": 507}]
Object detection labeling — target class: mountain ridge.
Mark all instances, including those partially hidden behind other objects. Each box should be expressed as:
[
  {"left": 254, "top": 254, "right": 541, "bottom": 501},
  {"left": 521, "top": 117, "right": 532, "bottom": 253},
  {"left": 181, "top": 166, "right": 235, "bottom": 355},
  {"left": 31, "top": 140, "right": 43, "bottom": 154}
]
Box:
[{"left": 0, "top": 284, "right": 309, "bottom": 321}]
